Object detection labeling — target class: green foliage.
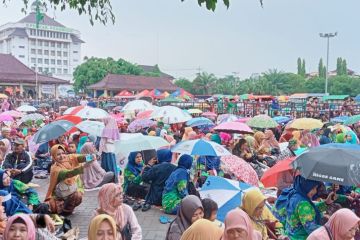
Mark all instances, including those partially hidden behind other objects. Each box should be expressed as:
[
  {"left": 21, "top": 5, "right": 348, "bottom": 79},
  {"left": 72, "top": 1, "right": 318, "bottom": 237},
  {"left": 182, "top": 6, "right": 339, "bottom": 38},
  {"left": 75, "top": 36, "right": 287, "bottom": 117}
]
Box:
[
  {"left": 297, "top": 58, "right": 306, "bottom": 77},
  {"left": 192, "top": 72, "right": 217, "bottom": 95},
  {"left": 336, "top": 57, "right": 348, "bottom": 76},
  {"left": 174, "top": 78, "right": 193, "bottom": 93},
  {"left": 318, "top": 58, "right": 326, "bottom": 79},
  {"left": 73, "top": 57, "right": 160, "bottom": 92}
]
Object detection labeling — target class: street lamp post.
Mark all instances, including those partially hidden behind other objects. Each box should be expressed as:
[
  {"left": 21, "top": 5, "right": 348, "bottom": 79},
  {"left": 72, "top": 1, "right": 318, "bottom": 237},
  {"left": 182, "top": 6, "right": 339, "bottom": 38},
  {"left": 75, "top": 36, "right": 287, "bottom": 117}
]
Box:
[{"left": 319, "top": 32, "right": 337, "bottom": 95}]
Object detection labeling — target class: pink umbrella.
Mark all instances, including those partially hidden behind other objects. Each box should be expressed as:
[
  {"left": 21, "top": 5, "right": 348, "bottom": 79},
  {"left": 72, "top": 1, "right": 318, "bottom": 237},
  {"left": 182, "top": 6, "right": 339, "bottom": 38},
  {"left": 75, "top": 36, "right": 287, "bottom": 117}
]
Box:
[
  {"left": 201, "top": 112, "right": 217, "bottom": 118},
  {"left": 214, "top": 121, "right": 253, "bottom": 134},
  {"left": 0, "top": 114, "right": 13, "bottom": 122},
  {"left": 221, "top": 155, "right": 259, "bottom": 186},
  {"left": 136, "top": 110, "right": 153, "bottom": 120},
  {"left": 0, "top": 110, "right": 23, "bottom": 118},
  {"left": 110, "top": 113, "right": 125, "bottom": 123},
  {"left": 236, "top": 117, "right": 251, "bottom": 123}
]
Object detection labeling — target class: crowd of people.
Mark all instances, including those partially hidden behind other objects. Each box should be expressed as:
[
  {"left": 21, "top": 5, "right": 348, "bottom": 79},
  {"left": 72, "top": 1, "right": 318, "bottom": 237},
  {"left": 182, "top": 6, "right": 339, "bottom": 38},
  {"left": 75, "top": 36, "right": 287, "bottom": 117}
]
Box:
[{"left": 0, "top": 96, "right": 360, "bottom": 240}]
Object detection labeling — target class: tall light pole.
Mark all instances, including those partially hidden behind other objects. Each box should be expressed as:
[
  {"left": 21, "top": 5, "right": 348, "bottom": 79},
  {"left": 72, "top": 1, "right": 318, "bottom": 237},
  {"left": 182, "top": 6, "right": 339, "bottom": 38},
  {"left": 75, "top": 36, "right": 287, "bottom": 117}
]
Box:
[{"left": 319, "top": 32, "right": 337, "bottom": 95}]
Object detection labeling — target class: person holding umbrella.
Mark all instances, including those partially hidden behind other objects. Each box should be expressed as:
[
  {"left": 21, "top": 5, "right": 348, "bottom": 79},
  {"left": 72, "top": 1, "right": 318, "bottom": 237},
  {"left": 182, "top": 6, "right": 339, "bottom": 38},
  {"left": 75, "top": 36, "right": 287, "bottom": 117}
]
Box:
[{"left": 273, "top": 175, "right": 337, "bottom": 240}]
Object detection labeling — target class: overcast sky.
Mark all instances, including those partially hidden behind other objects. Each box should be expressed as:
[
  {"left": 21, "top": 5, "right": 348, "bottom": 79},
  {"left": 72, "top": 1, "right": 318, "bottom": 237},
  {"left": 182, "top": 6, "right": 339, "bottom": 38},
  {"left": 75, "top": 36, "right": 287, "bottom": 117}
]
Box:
[{"left": 0, "top": 0, "right": 359, "bottom": 79}]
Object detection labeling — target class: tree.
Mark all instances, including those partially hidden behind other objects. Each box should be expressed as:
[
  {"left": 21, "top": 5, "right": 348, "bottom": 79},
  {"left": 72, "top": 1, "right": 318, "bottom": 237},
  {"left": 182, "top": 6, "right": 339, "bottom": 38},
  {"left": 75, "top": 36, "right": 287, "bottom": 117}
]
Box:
[
  {"left": 192, "top": 72, "right": 217, "bottom": 95},
  {"left": 336, "top": 57, "right": 343, "bottom": 75},
  {"left": 297, "top": 58, "right": 302, "bottom": 75},
  {"left": 318, "top": 58, "right": 326, "bottom": 79},
  {"left": 301, "top": 59, "right": 306, "bottom": 77},
  {"left": 342, "top": 59, "right": 347, "bottom": 76},
  {"left": 174, "top": 78, "right": 194, "bottom": 93}
]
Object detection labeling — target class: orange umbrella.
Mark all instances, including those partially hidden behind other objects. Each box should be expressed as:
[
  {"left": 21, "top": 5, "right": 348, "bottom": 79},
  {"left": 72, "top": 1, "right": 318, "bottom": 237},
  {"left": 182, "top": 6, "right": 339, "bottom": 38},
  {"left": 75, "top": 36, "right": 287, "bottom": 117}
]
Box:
[
  {"left": 260, "top": 157, "right": 296, "bottom": 188},
  {"left": 56, "top": 115, "right": 82, "bottom": 124}
]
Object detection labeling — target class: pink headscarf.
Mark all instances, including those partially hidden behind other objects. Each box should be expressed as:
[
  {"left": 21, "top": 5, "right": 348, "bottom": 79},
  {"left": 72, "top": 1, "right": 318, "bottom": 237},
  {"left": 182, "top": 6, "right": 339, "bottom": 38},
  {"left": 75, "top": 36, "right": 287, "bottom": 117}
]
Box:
[
  {"left": 95, "top": 183, "right": 125, "bottom": 229},
  {"left": 308, "top": 208, "right": 360, "bottom": 240},
  {"left": 0, "top": 139, "right": 11, "bottom": 158},
  {"left": 301, "top": 130, "right": 320, "bottom": 148},
  {"left": 101, "top": 117, "right": 120, "bottom": 140},
  {"left": 4, "top": 214, "right": 36, "bottom": 240},
  {"left": 222, "top": 208, "right": 262, "bottom": 240}
]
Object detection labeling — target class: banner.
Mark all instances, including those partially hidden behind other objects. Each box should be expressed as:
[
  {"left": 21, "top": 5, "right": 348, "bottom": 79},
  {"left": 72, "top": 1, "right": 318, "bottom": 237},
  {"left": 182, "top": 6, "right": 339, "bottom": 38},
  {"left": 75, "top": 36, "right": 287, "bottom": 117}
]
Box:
[{"left": 41, "top": 84, "right": 55, "bottom": 95}]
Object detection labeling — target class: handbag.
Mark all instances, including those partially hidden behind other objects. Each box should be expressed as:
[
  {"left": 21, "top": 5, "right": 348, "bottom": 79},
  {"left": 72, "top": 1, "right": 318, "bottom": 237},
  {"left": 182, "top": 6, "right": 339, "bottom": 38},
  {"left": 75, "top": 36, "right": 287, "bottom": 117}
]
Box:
[
  {"left": 55, "top": 181, "right": 77, "bottom": 199},
  {"left": 119, "top": 222, "right": 132, "bottom": 240}
]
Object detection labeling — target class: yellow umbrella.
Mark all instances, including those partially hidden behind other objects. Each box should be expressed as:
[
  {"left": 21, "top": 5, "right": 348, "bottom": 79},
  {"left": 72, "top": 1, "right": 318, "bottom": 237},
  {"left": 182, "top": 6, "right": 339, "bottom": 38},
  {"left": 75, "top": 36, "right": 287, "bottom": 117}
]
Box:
[
  {"left": 188, "top": 108, "right": 203, "bottom": 114},
  {"left": 289, "top": 118, "right": 323, "bottom": 130},
  {"left": 0, "top": 93, "right": 8, "bottom": 99}
]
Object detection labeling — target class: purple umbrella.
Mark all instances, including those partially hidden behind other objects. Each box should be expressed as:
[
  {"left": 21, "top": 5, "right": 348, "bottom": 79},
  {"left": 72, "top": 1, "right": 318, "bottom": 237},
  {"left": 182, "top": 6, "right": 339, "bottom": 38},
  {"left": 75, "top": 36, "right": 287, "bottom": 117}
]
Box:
[{"left": 128, "top": 119, "right": 156, "bottom": 133}]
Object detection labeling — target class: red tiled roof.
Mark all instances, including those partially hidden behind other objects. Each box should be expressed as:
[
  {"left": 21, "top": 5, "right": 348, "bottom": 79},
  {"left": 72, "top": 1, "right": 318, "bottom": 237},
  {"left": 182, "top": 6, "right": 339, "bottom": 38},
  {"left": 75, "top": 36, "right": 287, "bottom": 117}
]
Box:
[
  {"left": 88, "top": 74, "right": 177, "bottom": 91},
  {"left": 0, "top": 54, "right": 69, "bottom": 84}
]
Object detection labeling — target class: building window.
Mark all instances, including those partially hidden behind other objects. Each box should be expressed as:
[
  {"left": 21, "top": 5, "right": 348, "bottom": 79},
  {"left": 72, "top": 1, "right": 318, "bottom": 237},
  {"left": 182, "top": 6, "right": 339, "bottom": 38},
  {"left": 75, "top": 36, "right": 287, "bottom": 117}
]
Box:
[
  {"left": 38, "top": 58, "right": 43, "bottom": 64},
  {"left": 63, "top": 51, "right": 68, "bottom": 57},
  {"left": 63, "top": 60, "right": 68, "bottom": 65},
  {"left": 51, "top": 42, "right": 55, "bottom": 47},
  {"left": 38, "top": 67, "right": 43, "bottom": 72},
  {"left": 31, "top": 67, "right": 35, "bottom": 71},
  {"left": 44, "top": 59, "right": 49, "bottom": 64},
  {"left": 63, "top": 68, "right": 68, "bottom": 74},
  {"left": 18, "top": 55, "right": 25, "bottom": 58},
  {"left": 51, "top": 59, "right": 55, "bottom": 65},
  {"left": 38, "top": 40, "right": 42, "bottom": 46},
  {"left": 50, "top": 50, "right": 55, "bottom": 56},
  {"left": 37, "top": 49, "right": 42, "bottom": 55},
  {"left": 51, "top": 68, "right": 55, "bottom": 73},
  {"left": 73, "top": 50, "right": 78, "bottom": 54},
  {"left": 57, "top": 68, "right": 62, "bottom": 74},
  {"left": 18, "top": 46, "right": 25, "bottom": 49},
  {"left": 46, "top": 31, "right": 49, "bottom": 37},
  {"left": 30, "top": 40, "right": 36, "bottom": 46},
  {"left": 31, "top": 49, "right": 36, "bottom": 54},
  {"left": 57, "top": 42, "right": 61, "bottom": 48},
  {"left": 57, "top": 60, "right": 62, "bottom": 65},
  {"left": 57, "top": 51, "right": 62, "bottom": 57},
  {"left": 73, "top": 59, "right": 78, "bottom": 62},
  {"left": 44, "top": 50, "right": 49, "bottom": 55},
  {"left": 44, "top": 67, "right": 49, "bottom": 73},
  {"left": 44, "top": 41, "right": 49, "bottom": 47},
  {"left": 31, "top": 58, "right": 36, "bottom": 63}
]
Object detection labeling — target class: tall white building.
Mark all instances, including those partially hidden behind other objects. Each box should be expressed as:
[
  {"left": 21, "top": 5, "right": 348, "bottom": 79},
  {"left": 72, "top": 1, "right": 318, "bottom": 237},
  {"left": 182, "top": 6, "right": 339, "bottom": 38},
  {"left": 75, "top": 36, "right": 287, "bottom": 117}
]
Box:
[{"left": 0, "top": 2, "right": 84, "bottom": 82}]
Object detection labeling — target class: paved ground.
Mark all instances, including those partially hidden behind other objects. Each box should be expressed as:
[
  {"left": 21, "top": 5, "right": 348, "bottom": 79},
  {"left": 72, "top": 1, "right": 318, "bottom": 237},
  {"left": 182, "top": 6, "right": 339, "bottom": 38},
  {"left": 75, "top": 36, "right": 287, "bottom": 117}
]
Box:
[{"left": 34, "top": 178, "right": 170, "bottom": 239}]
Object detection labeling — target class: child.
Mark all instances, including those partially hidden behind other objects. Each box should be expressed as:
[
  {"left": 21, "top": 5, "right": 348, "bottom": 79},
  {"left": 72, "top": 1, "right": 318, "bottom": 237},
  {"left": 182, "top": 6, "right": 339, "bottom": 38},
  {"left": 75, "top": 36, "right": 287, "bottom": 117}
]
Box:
[{"left": 201, "top": 198, "right": 218, "bottom": 222}]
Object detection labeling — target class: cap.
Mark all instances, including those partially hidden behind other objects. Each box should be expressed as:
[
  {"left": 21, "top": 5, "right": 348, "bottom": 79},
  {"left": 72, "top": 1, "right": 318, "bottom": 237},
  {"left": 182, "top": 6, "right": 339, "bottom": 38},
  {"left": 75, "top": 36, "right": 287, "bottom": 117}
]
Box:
[{"left": 14, "top": 138, "right": 25, "bottom": 145}]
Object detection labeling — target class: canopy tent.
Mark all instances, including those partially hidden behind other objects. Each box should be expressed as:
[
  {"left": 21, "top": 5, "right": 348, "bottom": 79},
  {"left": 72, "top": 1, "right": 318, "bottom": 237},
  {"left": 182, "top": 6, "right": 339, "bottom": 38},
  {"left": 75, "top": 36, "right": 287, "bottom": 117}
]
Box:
[
  {"left": 159, "top": 96, "right": 183, "bottom": 103},
  {"left": 171, "top": 88, "right": 194, "bottom": 99},
  {"left": 322, "top": 95, "right": 349, "bottom": 101},
  {"left": 148, "top": 89, "right": 164, "bottom": 99},
  {"left": 114, "top": 90, "right": 134, "bottom": 98},
  {"left": 135, "top": 89, "right": 150, "bottom": 99}
]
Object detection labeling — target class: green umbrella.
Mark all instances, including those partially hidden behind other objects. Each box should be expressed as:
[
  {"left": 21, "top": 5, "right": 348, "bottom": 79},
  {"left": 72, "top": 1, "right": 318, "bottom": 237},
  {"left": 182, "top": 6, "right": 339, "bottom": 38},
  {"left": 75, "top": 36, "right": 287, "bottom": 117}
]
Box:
[
  {"left": 246, "top": 114, "right": 278, "bottom": 129},
  {"left": 344, "top": 114, "right": 360, "bottom": 126}
]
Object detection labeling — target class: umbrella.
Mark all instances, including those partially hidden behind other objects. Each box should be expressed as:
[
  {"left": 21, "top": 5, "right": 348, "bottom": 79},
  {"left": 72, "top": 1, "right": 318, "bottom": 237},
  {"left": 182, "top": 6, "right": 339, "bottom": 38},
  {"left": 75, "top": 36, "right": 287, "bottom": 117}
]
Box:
[
  {"left": 246, "top": 115, "right": 278, "bottom": 129},
  {"left": 127, "top": 119, "right": 156, "bottom": 133},
  {"left": 32, "top": 120, "right": 74, "bottom": 144},
  {"left": 330, "top": 116, "right": 349, "bottom": 124},
  {"left": 151, "top": 106, "right": 192, "bottom": 124},
  {"left": 260, "top": 157, "right": 295, "bottom": 188},
  {"left": 64, "top": 106, "right": 109, "bottom": 119},
  {"left": 55, "top": 115, "right": 82, "bottom": 124},
  {"left": 0, "top": 93, "right": 8, "bottom": 99},
  {"left": 122, "top": 100, "right": 154, "bottom": 112},
  {"left": 344, "top": 114, "right": 360, "bottom": 126},
  {"left": 0, "top": 115, "right": 13, "bottom": 122},
  {"left": 16, "top": 105, "right": 37, "bottom": 112},
  {"left": 214, "top": 121, "right": 253, "bottom": 134},
  {"left": 112, "top": 106, "right": 123, "bottom": 111},
  {"left": 289, "top": 118, "right": 323, "bottom": 130},
  {"left": 199, "top": 176, "right": 252, "bottom": 222},
  {"left": 171, "top": 139, "right": 231, "bottom": 157},
  {"left": 273, "top": 116, "right": 292, "bottom": 124},
  {"left": 186, "top": 117, "right": 214, "bottom": 128},
  {"left": 187, "top": 108, "right": 203, "bottom": 114},
  {"left": 136, "top": 110, "right": 153, "bottom": 120},
  {"left": 38, "top": 103, "right": 50, "bottom": 108},
  {"left": 20, "top": 113, "right": 45, "bottom": 122},
  {"left": 292, "top": 143, "right": 360, "bottom": 185},
  {"left": 220, "top": 155, "right": 259, "bottom": 187},
  {"left": 201, "top": 112, "right": 217, "bottom": 118},
  {"left": 217, "top": 114, "right": 239, "bottom": 124},
  {"left": 109, "top": 113, "right": 125, "bottom": 123},
  {"left": 76, "top": 120, "right": 105, "bottom": 137},
  {"left": 235, "top": 117, "right": 251, "bottom": 123},
  {"left": 0, "top": 110, "right": 23, "bottom": 118}
]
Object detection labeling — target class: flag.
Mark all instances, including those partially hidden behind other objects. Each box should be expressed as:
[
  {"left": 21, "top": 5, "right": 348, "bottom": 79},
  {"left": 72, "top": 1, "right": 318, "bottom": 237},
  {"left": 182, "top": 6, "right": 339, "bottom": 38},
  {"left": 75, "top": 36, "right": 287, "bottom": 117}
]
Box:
[{"left": 35, "top": 0, "right": 44, "bottom": 28}]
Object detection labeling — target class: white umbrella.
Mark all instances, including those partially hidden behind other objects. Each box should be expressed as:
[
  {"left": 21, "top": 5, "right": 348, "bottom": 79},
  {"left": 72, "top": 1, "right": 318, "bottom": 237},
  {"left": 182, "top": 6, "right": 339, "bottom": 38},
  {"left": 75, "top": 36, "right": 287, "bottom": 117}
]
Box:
[
  {"left": 76, "top": 120, "right": 104, "bottom": 137},
  {"left": 151, "top": 106, "right": 192, "bottom": 124},
  {"left": 122, "top": 100, "right": 154, "bottom": 112},
  {"left": 20, "top": 113, "right": 45, "bottom": 122},
  {"left": 16, "top": 105, "right": 37, "bottom": 112},
  {"left": 64, "top": 106, "right": 108, "bottom": 119}
]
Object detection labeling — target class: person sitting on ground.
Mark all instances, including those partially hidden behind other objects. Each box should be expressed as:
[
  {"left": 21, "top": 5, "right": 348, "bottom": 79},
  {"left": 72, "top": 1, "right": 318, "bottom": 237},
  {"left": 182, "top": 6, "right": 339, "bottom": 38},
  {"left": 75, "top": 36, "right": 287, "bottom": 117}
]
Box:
[
  {"left": 232, "top": 139, "right": 254, "bottom": 162},
  {"left": 0, "top": 139, "right": 11, "bottom": 164},
  {"left": 80, "top": 142, "right": 114, "bottom": 190},
  {"left": 166, "top": 195, "right": 204, "bottom": 240},
  {"left": 141, "top": 149, "right": 176, "bottom": 212},
  {"left": 0, "top": 189, "right": 31, "bottom": 216},
  {"left": 88, "top": 214, "right": 119, "bottom": 240},
  {"left": 94, "top": 183, "right": 142, "bottom": 240},
  {"left": 2, "top": 138, "right": 33, "bottom": 184},
  {"left": 123, "top": 151, "right": 147, "bottom": 211},
  {"left": 3, "top": 214, "right": 36, "bottom": 240},
  {"left": 34, "top": 142, "right": 51, "bottom": 170},
  {"left": 180, "top": 219, "right": 223, "bottom": 240},
  {"left": 307, "top": 208, "right": 360, "bottom": 240},
  {"left": 45, "top": 144, "right": 95, "bottom": 216},
  {"left": 162, "top": 154, "right": 193, "bottom": 214}
]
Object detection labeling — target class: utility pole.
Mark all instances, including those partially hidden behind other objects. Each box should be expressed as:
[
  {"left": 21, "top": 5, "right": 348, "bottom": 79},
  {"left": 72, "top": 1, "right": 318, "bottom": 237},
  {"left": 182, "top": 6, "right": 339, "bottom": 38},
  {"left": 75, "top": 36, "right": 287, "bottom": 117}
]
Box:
[{"left": 319, "top": 32, "right": 337, "bottom": 95}]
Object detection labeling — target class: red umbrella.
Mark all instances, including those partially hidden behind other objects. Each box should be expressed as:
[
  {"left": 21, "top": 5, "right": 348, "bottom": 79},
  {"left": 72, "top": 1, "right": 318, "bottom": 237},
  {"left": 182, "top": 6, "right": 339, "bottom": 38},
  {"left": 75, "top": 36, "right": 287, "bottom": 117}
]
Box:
[
  {"left": 260, "top": 157, "right": 296, "bottom": 188},
  {"left": 136, "top": 110, "right": 153, "bottom": 120},
  {"left": 56, "top": 115, "right": 82, "bottom": 124}
]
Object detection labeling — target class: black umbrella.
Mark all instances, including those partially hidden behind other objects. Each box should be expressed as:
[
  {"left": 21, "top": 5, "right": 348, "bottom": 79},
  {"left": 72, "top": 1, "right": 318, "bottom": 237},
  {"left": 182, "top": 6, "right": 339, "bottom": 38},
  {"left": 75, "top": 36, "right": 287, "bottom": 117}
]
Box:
[{"left": 292, "top": 143, "right": 360, "bottom": 186}]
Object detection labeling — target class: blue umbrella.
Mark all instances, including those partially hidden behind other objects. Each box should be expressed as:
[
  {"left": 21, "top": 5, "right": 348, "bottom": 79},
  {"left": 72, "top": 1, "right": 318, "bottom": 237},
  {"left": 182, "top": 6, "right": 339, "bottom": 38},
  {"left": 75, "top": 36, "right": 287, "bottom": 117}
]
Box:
[
  {"left": 330, "top": 116, "right": 350, "bottom": 123},
  {"left": 33, "top": 120, "right": 74, "bottom": 144},
  {"left": 273, "top": 116, "right": 291, "bottom": 124},
  {"left": 171, "top": 139, "right": 231, "bottom": 157},
  {"left": 199, "top": 176, "right": 252, "bottom": 222},
  {"left": 186, "top": 117, "right": 214, "bottom": 128}
]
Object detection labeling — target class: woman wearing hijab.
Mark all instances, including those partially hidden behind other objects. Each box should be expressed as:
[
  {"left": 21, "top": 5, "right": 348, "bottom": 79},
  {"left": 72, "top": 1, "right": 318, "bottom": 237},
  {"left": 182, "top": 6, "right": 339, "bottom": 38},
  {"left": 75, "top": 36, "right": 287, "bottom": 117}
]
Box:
[
  {"left": 100, "top": 117, "right": 120, "bottom": 183},
  {"left": 123, "top": 152, "right": 146, "bottom": 210},
  {"left": 95, "top": 183, "right": 142, "bottom": 240},
  {"left": 222, "top": 208, "right": 262, "bottom": 240},
  {"left": 180, "top": 219, "right": 223, "bottom": 240},
  {"left": 273, "top": 175, "right": 337, "bottom": 240},
  {"left": 80, "top": 142, "right": 114, "bottom": 189},
  {"left": 77, "top": 135, "right": 88, "bottom": 153},
  {"left": 301, "top": 130, "right": 320, "bottom": 148},
  {"left": 319, "top": 128, "right": 332, "bottom": 145},
  {"left": 166, "top": 195, "right": 204, "bottom": 240},
  {"left": 182, "top": 127, "right": 193, "bottom": 141},
  {"left": 0, "top": 189, "right": 31, "bottom": 217},
  {"left": 3, "top": 214, "right": 35, "bottom": 240},
  {"left": 345, "top": 131, "right": 358, "bottom": 144},
  {"left": 162, "top": 154, "right": 193, "bottom": 214},
  {"left": 241, "top": 188, "right": 283, "bottom": 239},
  {"left": 0, "top": 139, "right": 10, "bottom": 163},
  {"left": 142, "top": 149, "right": 176, "bottom": 211},
  {"left": 336, "top": 132, "right": 346, "bottom": 143},
  {"left": 45, "top": 144, "right": 94, "bottom": 216},
  {"left": 279, "top": 129, "right": 293, "bottom": 143},
  {"left": 307, "top": 208, "right": 360, "bottom": 240},
  {"left": 88, "top": 214, "right": 118, "bottom": 240}
]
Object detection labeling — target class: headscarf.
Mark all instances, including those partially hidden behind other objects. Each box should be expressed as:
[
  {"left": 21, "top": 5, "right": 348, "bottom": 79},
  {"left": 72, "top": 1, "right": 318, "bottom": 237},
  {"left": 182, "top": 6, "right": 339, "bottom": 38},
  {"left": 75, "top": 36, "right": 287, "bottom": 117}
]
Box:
[
  {"left": 88, "top": 214, "right": 117, "bottom": 240},
  {"left": 279, "top": 129, "right": 293, "bottom": 143},
  {"left": 182, "top": 127, "right": 193, "bottom": 141},
  {"left": 319, "top": 128, "right": 332, "bottom": 145},
  {"left": 125, "top": 151, "right": 143, "bottom": 176},
  {"left": 346, "top": 131, "right": 358, "bottom": 144},
  {"left": 245, "top": 135, "right": 255, "bottom": 151},
  {"left": 336, "top": 132, "right": 345, "bottom": 143},
  {"left": 308, "top": 208, "right": 360, "bottom": 240},
  {"left": 0, "top": 139, "right": 10, "bottom": 159},
  {"left": 210, "top": 133, "right": 222, "bottom": 145},
  {"left": 274, "top": 175, "right": 322, "bottom": 225},
  {"left": 157, "top": 149, "right": 172, "bottom": 163},
  {"left": 301, "top": 130, "right": 320, "bottom": 148},
  {"left": 45, "top": 144, "right": 80, "bottom": 201},
  {"left": 96, "top": 183, "right": 125, "bottom": 229},
  {"left": 253, "top": 132, "right": 265, "bottom": 150},
  {"left": 180, "top": 219, "right": 223, "bottom": 240},
  {"left": 263, "top": 130, "right": 280, "bottom": 149},
  {"left": 148, "top": 131, "right": 156, "bottom": 136},
  {"left": 0, "top": 189, "right": 31, "bottom": 216},
  {"left": 222, "top": 208, "right": 262, "bottom": 240},
  {"left": 77, "top": 136, "right": 88, "bottom": 153},
  {"left": 164, "top": 154, "right": 193, "bottom": 194},
  {"left": 292, "top": 131, "right": 302, "bottom": 143},
  {"left": 241, "top": 188, "right": 266, "bottom": 217},
  {"left": 4, "top": 214, "right": 35, "bottom": 240},
  {"left": 177, "top": 154, "right": 193, "bottom": 170},
  {"left": 170, "top": 195, "right": 203, "bottom": 234}
]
